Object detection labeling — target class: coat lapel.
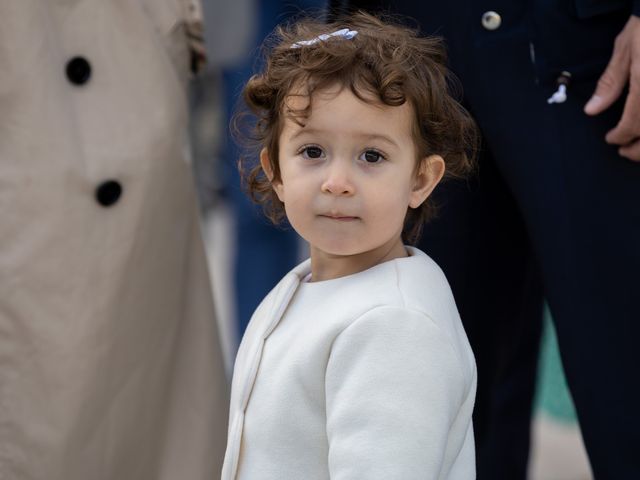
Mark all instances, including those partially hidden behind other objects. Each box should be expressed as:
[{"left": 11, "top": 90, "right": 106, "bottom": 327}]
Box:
[{"left": 223, "top": 259, "right": 310, "bottom": 479}]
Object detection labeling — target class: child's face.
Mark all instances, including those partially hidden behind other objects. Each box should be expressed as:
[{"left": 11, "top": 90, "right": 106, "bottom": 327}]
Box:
[{"left": 262, "top": 85, "right": 443, "bottom": 278}]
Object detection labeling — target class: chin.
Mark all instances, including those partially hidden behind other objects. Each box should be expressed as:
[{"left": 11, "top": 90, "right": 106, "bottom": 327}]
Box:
[{"left": 315, "top": 239, "right": 371, "bottom": 257}]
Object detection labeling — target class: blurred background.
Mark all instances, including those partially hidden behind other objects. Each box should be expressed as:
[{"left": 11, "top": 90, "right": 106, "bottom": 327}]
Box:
[{"left": 189, "top": 1, "right": 594, "bottom": 478}]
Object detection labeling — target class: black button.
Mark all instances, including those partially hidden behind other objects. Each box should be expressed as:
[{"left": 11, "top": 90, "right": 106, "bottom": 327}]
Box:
[
  {"left": 95, "top": 180, "right": 122, "bottom": 207},
  {"left": 66, "top": 56, "right": 92, "bottom": 85}
]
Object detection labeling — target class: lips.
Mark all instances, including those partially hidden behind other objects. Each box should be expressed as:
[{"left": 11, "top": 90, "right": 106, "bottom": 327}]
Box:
[{"left": 319, "top": 213, "right": 359, "bottom": 221}]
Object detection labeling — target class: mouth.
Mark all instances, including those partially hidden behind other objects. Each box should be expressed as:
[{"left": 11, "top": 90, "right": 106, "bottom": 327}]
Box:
[{"left": 319, "top": 214, "right": 359, "bottom": 222}]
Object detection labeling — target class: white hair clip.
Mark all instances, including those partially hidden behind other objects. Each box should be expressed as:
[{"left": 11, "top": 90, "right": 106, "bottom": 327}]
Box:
[{"left": 291, "top": 28, "right": 358, "bottom": 49}]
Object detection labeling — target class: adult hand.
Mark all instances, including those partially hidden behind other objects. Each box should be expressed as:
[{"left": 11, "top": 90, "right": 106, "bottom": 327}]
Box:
[{"left": 584, "top": 15, "right": 640, "bottom": 161}]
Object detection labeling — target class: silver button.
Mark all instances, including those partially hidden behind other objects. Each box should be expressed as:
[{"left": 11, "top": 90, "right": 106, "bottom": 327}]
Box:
[{"left": 481, "top": 11, "right": 502, "bottom": 30}]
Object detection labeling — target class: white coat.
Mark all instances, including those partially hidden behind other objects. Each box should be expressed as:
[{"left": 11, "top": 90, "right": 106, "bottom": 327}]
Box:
[
  {"left": 0, "top": 1, "right": 228, "bottom": 479},
  {"left": 222, "top": 247, "right": 477, "bottom": 479}
]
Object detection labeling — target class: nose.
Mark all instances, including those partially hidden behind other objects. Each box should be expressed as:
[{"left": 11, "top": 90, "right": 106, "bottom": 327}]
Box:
[{"left": 320, "top": 161, "right": 355, "bottom": 196}]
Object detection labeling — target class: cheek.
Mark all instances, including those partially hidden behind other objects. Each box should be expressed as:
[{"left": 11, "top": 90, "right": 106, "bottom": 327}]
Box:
[
  {"left": 367, "top": 190, "right": 411, "bottom": 230},
  {"left": 280, "top": 183, "right": 312, "bottom": 220},
  {"left": 277, "top": 162, "right": 308, "bottom": 200}
]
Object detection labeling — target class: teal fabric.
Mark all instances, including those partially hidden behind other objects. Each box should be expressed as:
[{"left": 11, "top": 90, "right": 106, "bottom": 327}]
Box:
[{"left": 534, "top": 306, "right": 578, "bottom": 424}]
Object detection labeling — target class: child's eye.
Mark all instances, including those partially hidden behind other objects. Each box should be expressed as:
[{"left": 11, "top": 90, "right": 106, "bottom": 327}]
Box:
[
  {"left": 360, "top": 149, "right": 386, "bottom": 163},
  {"left": 300, "top": 145, "right": 325, "bottom": 159}
]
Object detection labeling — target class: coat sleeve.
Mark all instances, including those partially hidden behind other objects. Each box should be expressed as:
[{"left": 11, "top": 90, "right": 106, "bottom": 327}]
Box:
[{"left": 325, "top": 306, "right": 468, "bottom": 480}]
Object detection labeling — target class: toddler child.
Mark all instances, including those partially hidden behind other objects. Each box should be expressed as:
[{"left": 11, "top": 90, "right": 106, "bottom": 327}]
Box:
[{"left": 222, "top": 11, "right": 479, "bottom": 480}]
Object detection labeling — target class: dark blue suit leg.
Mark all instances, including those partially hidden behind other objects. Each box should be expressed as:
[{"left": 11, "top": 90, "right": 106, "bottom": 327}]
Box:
[
  {"left": 464, "top": 34, "right": 640, "bottom": 480},
  {"left": 418, "top": 141, "right": 544, "bottom": 480}
]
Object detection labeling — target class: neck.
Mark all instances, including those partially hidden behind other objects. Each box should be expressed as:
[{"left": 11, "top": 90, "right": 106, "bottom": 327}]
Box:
[{"left": 309, "top": 238, "right": 408, "bottom": 282}]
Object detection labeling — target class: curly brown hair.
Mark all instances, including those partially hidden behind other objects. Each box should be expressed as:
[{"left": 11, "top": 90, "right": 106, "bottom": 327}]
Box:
[{"left": 234, "top": 10, "right": 479, "bottom": 243}]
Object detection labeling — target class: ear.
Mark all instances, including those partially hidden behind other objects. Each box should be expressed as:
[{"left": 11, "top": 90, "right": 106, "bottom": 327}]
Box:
[
  {"left": 409, "top": 155, "right": 445, "bottom": 209},
  {"left": 260, "top": 148, "right": 284, "bottom": 201}
]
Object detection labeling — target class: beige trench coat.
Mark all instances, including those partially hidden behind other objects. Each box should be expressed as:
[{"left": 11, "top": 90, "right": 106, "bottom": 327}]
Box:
[{"left": 0, "top": 1, "right": 228, "bottom": 479}]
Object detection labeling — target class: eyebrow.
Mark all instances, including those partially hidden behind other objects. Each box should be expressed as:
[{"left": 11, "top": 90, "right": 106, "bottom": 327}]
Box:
[{"left": 288, "top": 127, "right": 400, "bottom": 148}]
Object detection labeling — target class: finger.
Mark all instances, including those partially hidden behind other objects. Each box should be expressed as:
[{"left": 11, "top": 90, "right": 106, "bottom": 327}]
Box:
[
  {"left": 605, "top": 67, "right": 640, "bottom": 145},
  {"left": 585, "top": 32, "right": 630, "bottom": 115},
  {"left": 617, "top": 137, "right": 640, "bottom": 161}
]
